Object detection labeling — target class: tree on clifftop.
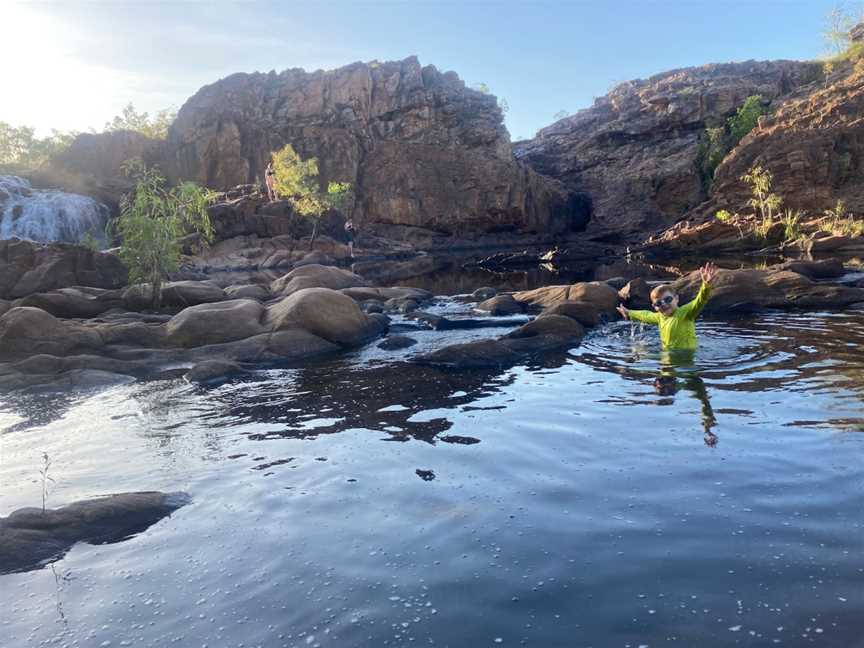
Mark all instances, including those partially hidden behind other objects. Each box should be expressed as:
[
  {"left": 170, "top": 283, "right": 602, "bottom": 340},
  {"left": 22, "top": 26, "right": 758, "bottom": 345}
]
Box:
[
  {"left": 113, "top": 159, "right": 214, "bottom": 309},
  {"left": 105, "top": 103, "right": 176, "bottom": 139},
  {"left": 271, "top": 144, "right": 353, "bottom": 249}
]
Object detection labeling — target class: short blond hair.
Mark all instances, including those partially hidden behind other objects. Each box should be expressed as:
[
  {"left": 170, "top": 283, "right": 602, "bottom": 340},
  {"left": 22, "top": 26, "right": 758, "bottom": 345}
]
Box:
[{"left": 650, "top": 284, "right": 676, "bottom": 302}]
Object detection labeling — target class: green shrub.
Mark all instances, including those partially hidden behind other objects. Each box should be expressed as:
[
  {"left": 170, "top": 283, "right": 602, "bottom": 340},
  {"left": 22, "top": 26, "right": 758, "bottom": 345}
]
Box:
[
  {"left": 781, "top": 209, "right": 803, "bottom": 241},
  {"left": 113, "top": 159, "right": 214, "bottom": 309},
  {"left": 697, "top": 95, "right": 767, "bottom": 187},
  {"left": 715, "top": 209, "right": 733, "bottom": 223}
]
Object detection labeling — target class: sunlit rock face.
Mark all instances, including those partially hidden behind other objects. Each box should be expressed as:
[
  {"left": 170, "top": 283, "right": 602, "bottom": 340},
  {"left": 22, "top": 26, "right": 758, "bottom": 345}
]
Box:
[
  {"left": 709, "top": 66, "right": 864, "bottom": 218},
  {"left": 0, "top": 175, "right": 109, "bottom": 244},
  {"left": 160, "top": 56, "right": 575, "bottom": 238},
  {"left": 516, "top": 60, "right": 821, "bottom": 239}
]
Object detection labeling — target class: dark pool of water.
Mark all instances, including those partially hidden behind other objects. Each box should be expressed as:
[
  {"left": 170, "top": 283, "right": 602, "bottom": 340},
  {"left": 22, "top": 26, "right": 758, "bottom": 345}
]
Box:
[{"left": 2, "top": 310, "right": 863, "bottom": 647}]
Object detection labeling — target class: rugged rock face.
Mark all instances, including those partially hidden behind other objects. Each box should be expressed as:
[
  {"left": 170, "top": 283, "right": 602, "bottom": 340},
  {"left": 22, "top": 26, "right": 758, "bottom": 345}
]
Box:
[
  {"left": 0, "top": 238, "right": 128, "bottom": 299},
  {"left": 162, "top": 57, "right": 573, "bottom": 238},
  {"left": 709, "top": 65, "right": 864, "bottom": 217},
  {"left": 516, "top": 60, "right": 821, "bottom": 239}
]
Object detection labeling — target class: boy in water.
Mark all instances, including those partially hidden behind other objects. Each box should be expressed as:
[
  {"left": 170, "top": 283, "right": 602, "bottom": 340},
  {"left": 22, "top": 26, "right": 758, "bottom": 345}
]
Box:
[
  {"left": 616, "top": 262, "right": 717, "bottom": 350},
  {"left": 619, "top": 262, "right": 719, "bottom": 446}
]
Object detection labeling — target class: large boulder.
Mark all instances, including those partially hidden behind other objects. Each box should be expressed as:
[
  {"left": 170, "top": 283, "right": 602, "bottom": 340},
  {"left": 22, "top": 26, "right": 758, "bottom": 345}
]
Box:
[
  {"left": 15, "top": 287, "right": 122, "bottom": 318},
  {"left": 270, "top": 264, "right": 367, "bottom": 298},
  {"left": 0, "top": 307, "right": 103, "bottom": 359},
  {"left": 265, "top": 287, "right": 387, "bottom": 347},
  {"left": 160, "top": 281, "right": 227, "bottom": 307},
  {"left": 476, "top": 294, "right": 525, "bottom": 315},
  {"left": 0, "top": 239, "right": 127, "bottom": 300},
  {"left": 165, "top": 299, "right": 266, "bottom": 347},
  {"left": 542, "top": 300, "right": 607, "bottom": 327},
  {"left": 672, "top": 267, "right": 864, "bottom": 312},
  {"left": 514, "top": 281, "right": 619, "bottom": 312}
]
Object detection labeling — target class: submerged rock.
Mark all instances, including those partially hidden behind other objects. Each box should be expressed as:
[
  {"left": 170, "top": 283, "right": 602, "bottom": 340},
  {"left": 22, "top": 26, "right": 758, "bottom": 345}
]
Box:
[
  {"left": 377, "top": 335, "right": 418, "bottom": 350},
  {"left": 0, "top": 491, "right": 190, "bottom": 574},
  {"left": 186, "top": 360, "right": 249, "bottom": 385}
]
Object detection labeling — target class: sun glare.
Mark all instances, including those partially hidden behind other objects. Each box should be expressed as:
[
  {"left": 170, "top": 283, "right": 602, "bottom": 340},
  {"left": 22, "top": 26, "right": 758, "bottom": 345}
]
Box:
[{"left": 1, "top": 3, "right": 131, "bottom": 134}]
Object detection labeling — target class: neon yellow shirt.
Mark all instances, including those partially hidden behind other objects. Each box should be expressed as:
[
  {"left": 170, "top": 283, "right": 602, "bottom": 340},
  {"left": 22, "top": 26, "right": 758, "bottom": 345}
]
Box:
[{"left": 627, "top": 281, "right": 712, "bottom": 350}]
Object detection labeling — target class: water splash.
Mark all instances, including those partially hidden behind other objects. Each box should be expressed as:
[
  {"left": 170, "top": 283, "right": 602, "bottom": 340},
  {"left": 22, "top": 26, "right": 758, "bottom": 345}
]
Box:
[{"left": 0, "top": 175, "right": 109, "bottom": 243}]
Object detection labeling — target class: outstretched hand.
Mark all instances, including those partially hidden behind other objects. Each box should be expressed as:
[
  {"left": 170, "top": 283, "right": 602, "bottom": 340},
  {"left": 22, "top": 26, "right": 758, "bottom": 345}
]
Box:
[
  {"left": 699, "top": 262, "right": 717, "bottom": 285},
  {"left": 616, "top": 305, "right": 630, "bottom": 319}
]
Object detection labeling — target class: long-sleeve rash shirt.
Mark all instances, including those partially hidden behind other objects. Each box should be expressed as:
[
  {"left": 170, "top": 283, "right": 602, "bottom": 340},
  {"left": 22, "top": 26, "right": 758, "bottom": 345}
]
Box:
[{"left": 627, "top": 281, "right": 712, "bottom": 350}]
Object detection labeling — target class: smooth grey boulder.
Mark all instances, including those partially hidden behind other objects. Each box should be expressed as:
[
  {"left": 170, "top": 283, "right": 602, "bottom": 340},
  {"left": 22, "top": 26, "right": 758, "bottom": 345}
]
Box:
[
  {"left": 165, "top": 299, "right": 266, "bottom": 347},
  {"left": 270, "top": 264, "right": 366, "bottom": 298}
]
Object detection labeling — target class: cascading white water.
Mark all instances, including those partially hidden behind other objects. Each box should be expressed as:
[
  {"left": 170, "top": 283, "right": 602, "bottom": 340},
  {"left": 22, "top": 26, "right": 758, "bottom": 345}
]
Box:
[{"left": 0, "top": 175, "right": 110, "bottom": 244}]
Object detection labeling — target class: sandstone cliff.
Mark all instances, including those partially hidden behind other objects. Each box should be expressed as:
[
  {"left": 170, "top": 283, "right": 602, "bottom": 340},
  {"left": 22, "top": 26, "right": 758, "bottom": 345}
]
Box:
[
  {"left": 708, "top": 64, "right": 864, "bottom": 217},
  {"left": 161, "top": 57, "right": 575, "bottom": 239},
  {"left": 516, "top": 60, "right": 821, "bottom": 239}
]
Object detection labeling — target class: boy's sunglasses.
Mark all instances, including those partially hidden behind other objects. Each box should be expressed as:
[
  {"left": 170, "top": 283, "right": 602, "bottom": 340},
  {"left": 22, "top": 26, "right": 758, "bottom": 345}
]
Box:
[{"left": 653, "top": 295, "right": 675, "bottom": 309}]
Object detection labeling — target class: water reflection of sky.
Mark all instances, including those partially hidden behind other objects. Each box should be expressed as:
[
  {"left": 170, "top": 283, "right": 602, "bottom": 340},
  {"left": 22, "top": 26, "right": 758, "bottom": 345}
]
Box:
[{"left": 1, "top": 311, "right": 863, "bottom": 647}]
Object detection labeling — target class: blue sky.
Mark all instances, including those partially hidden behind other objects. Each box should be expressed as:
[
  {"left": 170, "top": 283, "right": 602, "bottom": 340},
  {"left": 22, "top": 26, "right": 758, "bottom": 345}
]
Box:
[{"left": 1, "top": 0, "right": 849, "bottom": 139}]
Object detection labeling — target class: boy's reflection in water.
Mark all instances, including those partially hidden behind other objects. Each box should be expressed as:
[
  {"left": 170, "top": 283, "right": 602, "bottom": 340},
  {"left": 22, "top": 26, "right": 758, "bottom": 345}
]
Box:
[{"left": 653, "top": 349, "right": 718, "bottom": 447}]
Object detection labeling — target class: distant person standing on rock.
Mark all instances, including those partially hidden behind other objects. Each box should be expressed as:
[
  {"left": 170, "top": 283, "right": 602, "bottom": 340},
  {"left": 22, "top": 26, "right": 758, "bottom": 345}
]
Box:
[
  {"left": 344, "top": 218, "right": 355, "bottom": 258},
  {"left": 264, "top": 162, "right": 276, "bottom": 202}
]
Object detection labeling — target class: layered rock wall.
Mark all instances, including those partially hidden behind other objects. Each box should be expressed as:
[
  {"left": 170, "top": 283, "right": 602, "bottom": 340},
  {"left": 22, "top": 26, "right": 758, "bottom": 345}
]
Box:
[
  {"left": 709, "top": 66, "right": 864, "bottom": 216},
  {"left": 516, "top": 60, "right": 821, "bottom": 239}
]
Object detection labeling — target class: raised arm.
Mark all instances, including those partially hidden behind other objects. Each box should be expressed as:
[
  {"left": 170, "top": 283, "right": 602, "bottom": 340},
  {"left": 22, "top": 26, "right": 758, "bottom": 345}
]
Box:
[
  {"left": 678, "top": 281, "right": 711, "bottom": 320},
  {"left": 679, "top": 263, "right": 716, "bottom": 320}
]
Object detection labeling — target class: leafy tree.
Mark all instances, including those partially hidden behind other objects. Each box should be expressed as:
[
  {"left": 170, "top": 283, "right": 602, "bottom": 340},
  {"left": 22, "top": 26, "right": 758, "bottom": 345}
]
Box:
[
  {"left": 471, "top": 82, "right": 491, "bottom": 94},
  {"left": 105, "top": 103, "right": 176, "bottom": 139},
  {"left": 113, "top": 159, "right": 214, "bottom": 308},
  {"left": 271, "top": 144, "right": 354, "bottom": 248},
  {"left": 697, "top": 95, "right": 767, "bottom": 186},
  {"left": 728, "top": 95, "right": 767, "bottom": 143}
]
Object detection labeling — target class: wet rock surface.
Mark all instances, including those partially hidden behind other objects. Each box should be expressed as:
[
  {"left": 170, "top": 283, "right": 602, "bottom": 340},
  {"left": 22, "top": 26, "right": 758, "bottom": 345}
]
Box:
[{"left": 0, "top": 492, "right": 190, "bottom": 575}]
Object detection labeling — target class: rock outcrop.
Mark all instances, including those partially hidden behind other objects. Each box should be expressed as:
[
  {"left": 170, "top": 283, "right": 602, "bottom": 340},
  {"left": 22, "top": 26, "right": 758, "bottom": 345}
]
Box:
[
  {"left": 516, "top": 60, "right": 821, "bottom": 238},
  {"left": 0, "top": 238, "right": 128, "bottom": 300},
  {"left": 709, "top": 64, "right": 864, "bottom": 217},
  {"left": 160, "top": 57, "right": 573, "bottom": 239}
]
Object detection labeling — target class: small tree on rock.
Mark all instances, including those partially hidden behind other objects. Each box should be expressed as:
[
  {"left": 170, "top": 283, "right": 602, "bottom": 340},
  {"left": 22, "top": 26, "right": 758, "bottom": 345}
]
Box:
[
  {"left": 271, "top": 144, "right": 353, "bottom": 248},
  {"left": 742, "top": 164, "right": 783, "bottom": 224},
  {"left": 113, "top": 158, "right": 214, "bottom": 309}
]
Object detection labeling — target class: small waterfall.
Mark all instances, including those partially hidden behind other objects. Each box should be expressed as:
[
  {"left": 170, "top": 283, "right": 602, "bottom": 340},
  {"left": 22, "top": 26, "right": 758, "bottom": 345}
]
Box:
[{"left": 0, "top": 175, "right": 110, "bottom": 244}]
